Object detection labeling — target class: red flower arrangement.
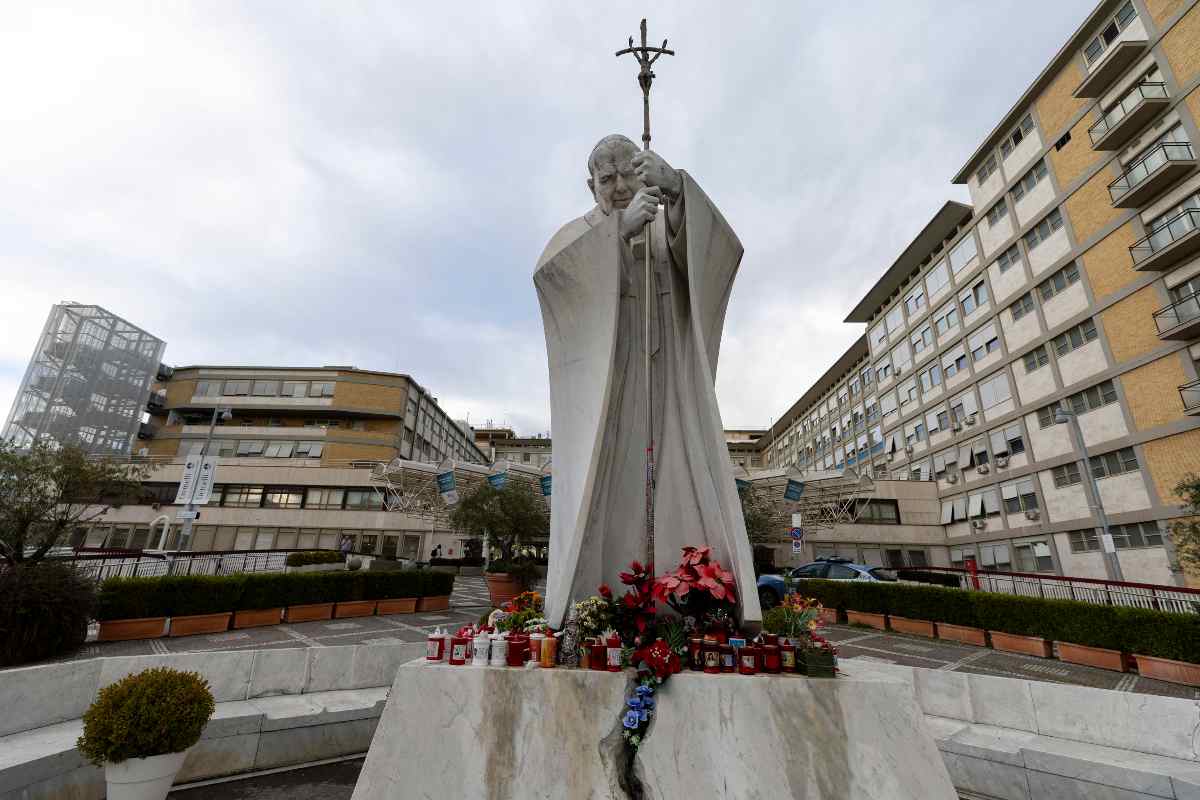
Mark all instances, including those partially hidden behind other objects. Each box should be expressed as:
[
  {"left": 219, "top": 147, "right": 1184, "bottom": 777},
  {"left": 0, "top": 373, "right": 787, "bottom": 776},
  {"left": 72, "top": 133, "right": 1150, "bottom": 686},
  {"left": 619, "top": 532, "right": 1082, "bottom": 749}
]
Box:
[
  {"left": 633, "top": 638, "right": 682, "bottom": 681},
  {"left": 652, "top": 546, "right": 738, "bottom": 620},
  {"left": 610, "top": 560, "right": 657, "bottom": 646}
]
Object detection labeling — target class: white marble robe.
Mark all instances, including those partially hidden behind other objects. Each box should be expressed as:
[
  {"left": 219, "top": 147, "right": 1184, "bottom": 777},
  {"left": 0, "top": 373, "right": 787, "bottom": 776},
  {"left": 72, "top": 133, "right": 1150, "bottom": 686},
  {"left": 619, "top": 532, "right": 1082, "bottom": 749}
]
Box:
[{"left": 535, "top": 171, "right": 761, "bottom": 628}]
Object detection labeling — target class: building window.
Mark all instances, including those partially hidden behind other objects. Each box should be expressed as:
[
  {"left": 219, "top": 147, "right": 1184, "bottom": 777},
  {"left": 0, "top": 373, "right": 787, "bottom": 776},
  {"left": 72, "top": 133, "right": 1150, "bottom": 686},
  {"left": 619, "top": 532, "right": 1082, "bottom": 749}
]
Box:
[
  {"left": 968, "top": 323, "right": 1001, "bottom": 361},
  {"left": 933, "top": 302, "right": 960, "bottom": 335},
  {"left": 949, "top": 234, "right": 979, "bottom": 274},
  {"left": 294, "top": 441, "right": 324, "bottom": 458},
  {"left": 304, "top": 488, "right": 344, "bottom": 509},
  {"left": 1011, "top": 159, "right": 1049, "bottom": 202},
  {"left": 1001, "top": 114, "right": 1035, "bottom": 160},
  {"left": 345, "top": 489, "right": 383, "bottom": 510},
  {"left": 1110, "top": 521, "right": 1163, "bottom": 549},
  {"left": 252, "top": 380, "right": 279, "bottom": 397},
  {"left": 968, "top": 487, "right": 1000, "bottom": 517},
  {"left": 985, "top": 201, "right": 1009, "bottom": 227},
  {"left": 990, "top": 423, "right": 1025, "bottom": 455},
  {"left": 263, "top": 489, "right": 303, "bottom": 509},
  {"left": 898, "top": 378, "right": 918, "bottom": 407},
  {"left": 1038, "top": 262, "right": 1081, "bottom": 302},
  {"left": 979, "top": 543, "right": 1012, "bottom": 570},
  {"left": 1023, "top": 208, "right": 1065, "bottom": 251},
  {"left": 1010, "top": 291, "right": 1036, "bottom": 321},
  {"left": 978, "top": 372, "right": 1012, "bottom": 409},
  {"left": 926, "top": 260, "right": 951, "bottom": 296},
  {"left": 1089, "top": 446, "right": 1139, "bottom": 479},
  {"left": 1002, "top": 478, "right": 1039, "bottom": 514},
  {"left": 1052, "top": 462, "right": 1082, "bottom": 488},
  {"left": 855, "top": 499, "right": 900, "bottom": 524},
  {"left": 975, "top": 154, "right": 999, "bottom": 184},
  {"left": 236, "top": 440, "right": 265, "bottom": 456},
  {"left": 1023, "top": 345, "right": 1050, "bottom": 373},
  {"left": 1083, "top": 1, "right": 1138, "bottom": 66},
  {"left": 891, "top": 341, "right": 913, "bottom": 374},
  {"left": 1067, "top": 379, "right": 1118, "bottom": 415},
  {"left": 223, "top": 380, "right": 251, "bottom": 396},
  {"left": 959, "top": 280, "right": 989, "bottom": 316},
  {"left": 263, "top": 441, "right": 294, "bottom": 458},
  {"left": 941, "top": 345, "right": 969, "bottom": 379},
  {"left": 1068, "top": 529, "right": 1101, "bottom": 553},
  {"left": 281, "top": 381, "right": 307, "bottom": 397},
  {"left": 905, "top": 287, "right": 926, "bottom": 316},
  {"left": 223, "top": 485, "right": 264, "bottom": 508},
  {"left": 1052, "top": 318, "right": 1099, "bottom": 357},
  {"left": 1013, "top": 540, "right": 1054, "bottom": 572},
  {"left": 995, "top": 244, "right": 1022, "bottom": 274},
  {"left": 309, "top": 382, "right": 335, "bottom": 398},
  {"left": 919, "top": 363, "right": 942, "bottom": 393},
  {"left": 195, "top": 380, "right": 222, "bottom": 397}
]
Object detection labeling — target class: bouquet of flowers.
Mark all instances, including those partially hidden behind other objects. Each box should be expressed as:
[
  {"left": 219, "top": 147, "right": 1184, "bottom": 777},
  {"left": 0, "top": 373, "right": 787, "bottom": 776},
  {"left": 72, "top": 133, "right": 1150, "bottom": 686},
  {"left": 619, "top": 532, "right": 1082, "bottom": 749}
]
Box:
[
  {"left": 652, "top": 546, "right": 738, "bottom": 623},
  {"left": 775, "top": 594, "right": 822, "bottom": 642},
  {"left": 606, "top": 560, "right": 657, "bottom": 647},
  {"left": 572, "top": 596, "right": 613, "bottom": 641}
]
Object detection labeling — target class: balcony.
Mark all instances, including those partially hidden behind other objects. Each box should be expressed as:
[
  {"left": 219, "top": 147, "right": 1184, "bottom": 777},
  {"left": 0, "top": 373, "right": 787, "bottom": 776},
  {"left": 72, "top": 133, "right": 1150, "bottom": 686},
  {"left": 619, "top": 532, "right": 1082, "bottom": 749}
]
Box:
[
  {"left": 1181, "top": 379, "right": 1200, "bottom": 415},
  {"left": 1109, "top": 142, "right": 1197, "bottom": 208},
  {"left": 1088, "top": 83, "right": 1169, "bottom": 151},
  {"left": 1153, "top": 291, "right": 1200, "bottom": 340},
  {"left": 1074, "top": 39, "right": 1148, "bottom": 98},
  {"left": 137, "top": 422, "right": 158, "bottom": 440},
  {"left": 1130, "top": 209, "right": 1200, "bottom": 271}
]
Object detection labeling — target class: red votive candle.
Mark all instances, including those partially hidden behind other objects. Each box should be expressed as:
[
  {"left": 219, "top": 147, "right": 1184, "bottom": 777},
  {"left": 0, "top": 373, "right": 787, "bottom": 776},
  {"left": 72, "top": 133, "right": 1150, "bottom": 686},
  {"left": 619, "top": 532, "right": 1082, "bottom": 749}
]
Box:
[
  {"left": 702, "top": 641, "right": 720, "bottom": 674},
  {"left": 689, "top": 638, "right": 704, "bottom": 671},
  {"left": 763, "top": 644, "right": 781, "bottom": 674},
  {"left": 738, "top": 645, "right": 758, "bottom": 676},
  {"left": 506, "top": 635, "right": 527, "bottom": 667},
  {"left": 606, "top": 637, "right": 623, "bottom": 672},
  {"left": 720, "top": 644, "right": 735, "bottom": 673},
  {"left": 448, "top": 636, "right": 469, "bottom": 666},
  {"left": 590, "top": 641, "right": 607, "bottom": 671},
  {"left": 761, "top": 633, "right": 779, "bottom": 647},
  {"left": 779, "top": 638, "right": 796, "bottom": 672}
]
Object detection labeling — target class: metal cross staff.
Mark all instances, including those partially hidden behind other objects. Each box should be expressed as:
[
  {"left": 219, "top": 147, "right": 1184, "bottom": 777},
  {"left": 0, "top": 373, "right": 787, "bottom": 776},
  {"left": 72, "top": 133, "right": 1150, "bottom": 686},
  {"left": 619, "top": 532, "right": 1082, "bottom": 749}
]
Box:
[{"left": 616, "top": 20, "right": 674, "bottom": 568}]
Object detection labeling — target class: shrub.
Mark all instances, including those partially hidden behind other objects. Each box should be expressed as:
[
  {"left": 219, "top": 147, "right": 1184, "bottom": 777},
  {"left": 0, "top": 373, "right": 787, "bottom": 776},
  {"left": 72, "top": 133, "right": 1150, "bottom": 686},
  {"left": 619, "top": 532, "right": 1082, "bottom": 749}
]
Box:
[
  {"left": 0, "top": 562, "right": 96, "bottom": 666},
  {"left": 97, "top": 577, "right": 166, "bottom": 621},
  {"left": 1117, "top": 606, "right": 1200, "bottom": 663},
  {"left": 423, "top": 570, "right": 455, "bottom": 597},
  {"left": 77, "top": 668, "right": 215, "bottom": 765},
  {"left": 285, "top": 551, "right": 343, "bottom": 567},
  {"left": 486, "top": 559, "right": 539, "bottom": 587},
  {"left": 971, "top": 593, "right": 1061, "bottom": 641},
  {"left": 362, "top": 570, "right": 423, "bottom": 600},
  {"left": 896, "top": 569, "right": 961, "bottom": 588}
]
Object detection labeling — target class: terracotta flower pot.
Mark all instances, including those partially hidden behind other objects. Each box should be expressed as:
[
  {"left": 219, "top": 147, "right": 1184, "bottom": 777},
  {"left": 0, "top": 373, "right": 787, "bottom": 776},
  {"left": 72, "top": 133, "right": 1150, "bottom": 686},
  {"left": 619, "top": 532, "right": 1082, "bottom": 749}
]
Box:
[
  {"left": 845, "top": 611, "right": 887, "bottom": 631},
  {"left": 377, "top": 598, "right": 419, "bottom": 615},
  {"left": 485, "top": 573, "right": 522, "bottom": 608},
  {"left": 283, "top": 603, "right": 334, "bottom": 623},
  {"left": 817, "top": 607, "right": 840, "bottom": 625},
  {"left": 989, "top": 631, "right": 1052, "bottom": 658},
  {"left": 1057, "top": 642, "right": 1126, "bottom": 672},
  {"left": 889, "top": 616, "right": 936, "bottom": 638},
  {"left": 98, "top": 617, "right": 168, "bottom": 642},
  {"left": 334, "top": 600, "right": 377, "bottom": 618},
  {"left": 1133, "top": 654, "right": 1200, "bottom": 686},
  {"left": 168, "top": 612, "right": 231, "bottom": 637},
  {"left": 233, "top": 608, "right": 283, "bottom": 629},
  {"left": 417, "top": 595, "right": 450, "bottom": 612},
  {"left": 937, "top": 622, "right": 988, "bottom": 647}
]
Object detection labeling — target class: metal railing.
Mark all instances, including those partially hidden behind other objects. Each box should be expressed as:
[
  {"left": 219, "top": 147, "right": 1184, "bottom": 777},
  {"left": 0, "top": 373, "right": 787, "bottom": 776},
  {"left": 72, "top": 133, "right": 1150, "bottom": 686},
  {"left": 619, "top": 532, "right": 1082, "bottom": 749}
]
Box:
[
  {"left": 1179, "top": 379, "right": 1200, "bottom": 414},
  {"left": 1130, "top": 208, "right": 1200, "bottom": 264},
  {"left": 1153, "top": 290, "right": 1200, "bottom": 334},
  {"left": 59, "top": 548, "right": 304, "bottom": 581},
  {"left": 1108, "top": 141, "right": 1195, "bottom": 203},
  {"left": 911, "top": 566, "right": 1200, "bottom": 614},
  {"left": 1088, "top": 82, "right": 1167, "bottom": 145}
]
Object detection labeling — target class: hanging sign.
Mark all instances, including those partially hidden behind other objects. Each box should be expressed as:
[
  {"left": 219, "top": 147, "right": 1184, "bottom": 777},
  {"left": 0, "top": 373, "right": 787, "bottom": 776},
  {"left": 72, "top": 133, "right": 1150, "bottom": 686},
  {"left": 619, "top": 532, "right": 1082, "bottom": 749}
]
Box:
[
  {"left": 783, "top": 479, "right": 805, "bottom": 501},
  {"left": 437, "top": 471, "right": 459, "bottom": 505},
  {"left": 487, "top": 472, "right": 508, "bottom": 489},
  {"left": 735, "top": 478, "right": 750, "bottom": 492},
  {"left": 539, "top": 475, "right": 552, "bottom": 497}
]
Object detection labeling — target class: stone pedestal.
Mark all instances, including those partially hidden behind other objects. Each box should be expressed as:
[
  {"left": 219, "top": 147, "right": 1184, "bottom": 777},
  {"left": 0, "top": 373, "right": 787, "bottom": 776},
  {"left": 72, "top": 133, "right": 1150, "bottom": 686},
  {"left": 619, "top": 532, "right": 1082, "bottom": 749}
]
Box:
[{"left": 352, "top": 664, "right": 956, "bottom": 799}]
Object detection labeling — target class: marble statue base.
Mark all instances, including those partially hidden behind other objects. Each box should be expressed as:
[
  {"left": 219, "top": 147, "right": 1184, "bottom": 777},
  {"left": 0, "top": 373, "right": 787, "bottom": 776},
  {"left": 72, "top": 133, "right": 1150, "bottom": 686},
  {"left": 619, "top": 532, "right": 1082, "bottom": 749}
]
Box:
[{"left": 352, "top": 664, "right": 956, "bottom": 799}]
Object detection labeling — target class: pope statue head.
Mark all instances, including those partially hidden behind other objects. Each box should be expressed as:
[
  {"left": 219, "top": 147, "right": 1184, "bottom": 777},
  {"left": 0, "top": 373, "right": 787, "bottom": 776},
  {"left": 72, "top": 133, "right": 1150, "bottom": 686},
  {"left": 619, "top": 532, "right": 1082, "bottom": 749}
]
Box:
[{"left": 587, "top": 134, "right": 642, "bottom": 214}]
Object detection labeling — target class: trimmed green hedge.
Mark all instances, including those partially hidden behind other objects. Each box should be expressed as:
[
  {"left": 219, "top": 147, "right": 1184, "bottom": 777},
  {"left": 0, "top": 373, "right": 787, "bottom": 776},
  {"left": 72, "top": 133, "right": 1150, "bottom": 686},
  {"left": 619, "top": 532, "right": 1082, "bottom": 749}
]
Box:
[
  {"left": 97, "top": 569, "right": 452, "bottom": 620},
  {"left": 799, "top": 579, "right": 1200, "bottom": 663},
  {"left": 285, "top": 551, "right": 344, "bottom": 567}
]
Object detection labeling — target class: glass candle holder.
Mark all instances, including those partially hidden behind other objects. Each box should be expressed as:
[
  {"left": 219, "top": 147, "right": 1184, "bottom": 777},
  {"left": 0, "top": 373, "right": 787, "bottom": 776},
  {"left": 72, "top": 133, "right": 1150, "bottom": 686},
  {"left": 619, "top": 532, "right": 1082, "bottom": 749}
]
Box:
[
  {"left": 528, "top": 634, "right": 545, "bottom": 667},
  {"left": 579, "top": 639, "right": 593, "bottom": 670},
  {"left": 448, "top": 636, "right": 469, "bottom": 666},
  {"left": 590, "top": 641, "right": 607, "bottom": 671},
  {"left": 506, "top": 635, "right": 527, "bottom": 667},
  {"left": 738, "top": 645, "right": 758, "bottom": 676},
  {"left": 606, "top": 639, "right": 623, "bottom": 672},
  {"left": 471, "top": 634, "right": 490, "bottom": 667},
  {"left": 489, "top": 635, "right": 508, "bottom": 667},
  {"left": 702, "top": 641, "right": 721, "bottom": 674},
  {"left": 720, "top": 644, "right": 735, "bottom": 673},
  {"left": 689, "top": 638, "right": 704, "bottom": 671},
  {"left": 426, "top": 633, "right": 445, "bottom": 662},
  {"left": 761, "top": 633, "right": 779, "bottom": 647},
  {"left": 779, "top": 639, "right": 796, "bottom": 672},
  {"left": 763, "top": 644, "right": 781, "bottom": 674},
  {"left": 541, "top": 635, "right": 558, "bottom": 668}
]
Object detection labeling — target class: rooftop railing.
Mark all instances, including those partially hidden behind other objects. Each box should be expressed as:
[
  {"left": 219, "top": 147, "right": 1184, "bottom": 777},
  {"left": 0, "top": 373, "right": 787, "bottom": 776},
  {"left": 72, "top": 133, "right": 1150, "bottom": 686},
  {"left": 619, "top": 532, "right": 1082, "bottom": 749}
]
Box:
[
  {"left": 1108, "top": 141, "right": 1195, "bottom": 203},
  {"left": 1088, "top": 82, "right": 1168, "bottom": 145}
]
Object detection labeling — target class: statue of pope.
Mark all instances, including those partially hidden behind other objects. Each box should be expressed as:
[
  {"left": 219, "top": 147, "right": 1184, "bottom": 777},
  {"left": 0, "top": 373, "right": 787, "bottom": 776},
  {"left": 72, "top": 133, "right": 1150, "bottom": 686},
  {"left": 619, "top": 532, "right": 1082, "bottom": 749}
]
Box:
[{"left": 535, "top": 134, "right": 761, "bottom": 629}]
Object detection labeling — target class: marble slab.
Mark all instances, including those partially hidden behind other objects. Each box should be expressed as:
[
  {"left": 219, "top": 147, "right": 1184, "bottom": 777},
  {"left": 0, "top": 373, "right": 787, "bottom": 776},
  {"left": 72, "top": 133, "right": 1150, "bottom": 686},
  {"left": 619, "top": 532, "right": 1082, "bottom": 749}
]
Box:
[{"left": 353, "top": 665, "right": 956, "bottom": 799}]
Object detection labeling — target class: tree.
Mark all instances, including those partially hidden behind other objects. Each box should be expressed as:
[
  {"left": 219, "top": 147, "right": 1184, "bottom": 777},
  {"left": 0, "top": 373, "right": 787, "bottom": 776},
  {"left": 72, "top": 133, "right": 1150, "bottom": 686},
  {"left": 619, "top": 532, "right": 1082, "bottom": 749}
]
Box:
[
  {"left": 0, "top": 442, "right": 151, "bottom": 566},
  {"left": 739, "top": 487, "right": 777, "bottom": 544},
  {"left": 1171, "top": 474, "right": 1200, "bottom": 573},
  {"left": 448, "top": 480, "right": 548, "bottom": 564}
]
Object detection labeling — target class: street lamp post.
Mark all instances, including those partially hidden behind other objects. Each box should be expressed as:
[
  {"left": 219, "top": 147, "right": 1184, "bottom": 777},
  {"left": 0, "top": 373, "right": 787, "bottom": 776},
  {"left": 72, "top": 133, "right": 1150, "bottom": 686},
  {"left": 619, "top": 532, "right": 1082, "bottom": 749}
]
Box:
[
  {"left": 177, "top": 405, "right": 231, "bottom": 552},
  {"left": 1054, "top": 406, "right": 1124, "bottom": 581}
]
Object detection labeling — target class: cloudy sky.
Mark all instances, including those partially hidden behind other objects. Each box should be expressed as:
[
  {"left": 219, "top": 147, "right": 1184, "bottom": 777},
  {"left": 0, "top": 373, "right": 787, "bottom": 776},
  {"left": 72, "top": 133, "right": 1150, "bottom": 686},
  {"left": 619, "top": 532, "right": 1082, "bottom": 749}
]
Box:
[{"left": 1, "top": 2, "right": 1093, "bottom": 438}]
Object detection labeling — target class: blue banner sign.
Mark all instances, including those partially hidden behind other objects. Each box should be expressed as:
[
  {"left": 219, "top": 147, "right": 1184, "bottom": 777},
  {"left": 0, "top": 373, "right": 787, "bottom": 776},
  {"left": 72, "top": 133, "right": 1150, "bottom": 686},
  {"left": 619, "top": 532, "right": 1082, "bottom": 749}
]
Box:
[
  {"left": 436, "top": 471, "right": 458, "bottom": 505},
  {"left": 783, "top": 479, "right": 805, "bottom": 501},
  {"left": 487, "top": 472, "right": 508, "bottom": 489},
  {"left": 735, "top": 478, "right": 750, "bottom": 492},
  {"left": 540, "top": 475, "right": 552, "bottom": 496}
]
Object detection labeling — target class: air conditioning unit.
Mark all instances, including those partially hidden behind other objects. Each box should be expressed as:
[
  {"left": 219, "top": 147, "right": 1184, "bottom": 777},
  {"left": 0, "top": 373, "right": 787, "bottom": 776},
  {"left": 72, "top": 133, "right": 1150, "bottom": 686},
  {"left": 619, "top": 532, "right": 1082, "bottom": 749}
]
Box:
[
  {"left": 894, "top": 367, "right": 903, "bottom": 377},
  {"left": 904, "top": 445, "right": 914, "bottom": 455},
  {"left": 886, "top": 452, "right": 895, "bottom": 462},
  {"left": 976, "top": 464, "right": 990, "bottom": 475},
  {"left": 1025, "top": 509, "right": 1040, "bottom": 521},
  {"left": 996, "top": 455, "right": 1009, "bottom": 468},
  {"left": 947, "top": 473, "right": 959, "bottom": 484},
  {"left": 965, "top": 414, "right": 977, "bottom": 426},
  {"left": 952, "top": 422, "right": 963, "bottom": 432},
  {"left": 971, "top": 519, "right": 987, "bottom": 530}
]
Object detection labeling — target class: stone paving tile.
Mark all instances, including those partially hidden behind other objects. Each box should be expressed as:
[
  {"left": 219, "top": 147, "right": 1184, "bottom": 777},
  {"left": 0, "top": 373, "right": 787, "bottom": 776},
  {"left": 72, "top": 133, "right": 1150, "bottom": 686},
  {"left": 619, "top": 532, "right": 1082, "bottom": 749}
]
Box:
[{"left": 170, "top": 758, "right": 363, "bottom": 799}]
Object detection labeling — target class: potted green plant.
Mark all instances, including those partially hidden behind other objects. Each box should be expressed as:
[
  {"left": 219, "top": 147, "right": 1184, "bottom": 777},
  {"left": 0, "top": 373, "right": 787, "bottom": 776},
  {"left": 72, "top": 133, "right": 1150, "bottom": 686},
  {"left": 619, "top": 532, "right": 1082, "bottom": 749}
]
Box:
[
  {"left": 448, "top": 481, "right": 548, "bottom": 608},
  {"left": 77, "top": 667, "right": 215, "bottom": 800}
]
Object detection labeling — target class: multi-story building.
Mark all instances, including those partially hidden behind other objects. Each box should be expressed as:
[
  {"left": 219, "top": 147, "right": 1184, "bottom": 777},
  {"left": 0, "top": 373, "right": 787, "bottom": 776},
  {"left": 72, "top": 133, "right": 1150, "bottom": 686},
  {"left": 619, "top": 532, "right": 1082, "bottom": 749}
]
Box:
[
  {"left": 76, "top": 365, "right": 488, "bottom": 559},
  {"left": 763, "top": 0, "right": 1200, "bottom": 586},
  {"left": 473, "top": 426, "right": 553, "bottom": 469},
  {"left": 3, "top": 303, "right": 166, "bottom": 455},
  {"left": 726, "top": 429, "right": 768, "bottom": 470}
]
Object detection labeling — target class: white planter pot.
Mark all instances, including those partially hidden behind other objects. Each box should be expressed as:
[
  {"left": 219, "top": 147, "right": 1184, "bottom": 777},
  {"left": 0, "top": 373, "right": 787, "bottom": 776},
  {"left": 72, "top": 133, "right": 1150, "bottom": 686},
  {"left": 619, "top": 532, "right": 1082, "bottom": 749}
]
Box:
[{"left": 105, "top": 750, "right": 189, "bottom": 800}]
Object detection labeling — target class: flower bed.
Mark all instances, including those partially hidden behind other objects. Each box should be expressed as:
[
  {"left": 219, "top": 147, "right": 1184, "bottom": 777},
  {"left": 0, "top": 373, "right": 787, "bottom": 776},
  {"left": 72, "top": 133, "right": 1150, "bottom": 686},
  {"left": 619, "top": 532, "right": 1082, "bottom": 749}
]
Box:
[{"left": 95, "top": 570, "right": 454, "bottom": 636}]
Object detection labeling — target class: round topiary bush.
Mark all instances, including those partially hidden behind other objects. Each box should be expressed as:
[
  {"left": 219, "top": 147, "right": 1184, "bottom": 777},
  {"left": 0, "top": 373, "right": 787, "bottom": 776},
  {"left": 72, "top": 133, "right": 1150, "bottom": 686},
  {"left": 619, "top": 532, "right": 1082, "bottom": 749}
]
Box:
[
  {"left": 77, "top": 668, "right": 215, "bottom": 765},
  {"left": 0, "top": 562, "right": 96, "bottom": 667}
]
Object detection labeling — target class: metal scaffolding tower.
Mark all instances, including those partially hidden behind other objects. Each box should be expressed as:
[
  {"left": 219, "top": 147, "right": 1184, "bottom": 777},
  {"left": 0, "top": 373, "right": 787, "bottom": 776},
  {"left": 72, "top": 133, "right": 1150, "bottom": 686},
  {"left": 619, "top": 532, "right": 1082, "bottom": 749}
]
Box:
[{"left": 2, "top": 303, "right": 166, "bottom": 455}]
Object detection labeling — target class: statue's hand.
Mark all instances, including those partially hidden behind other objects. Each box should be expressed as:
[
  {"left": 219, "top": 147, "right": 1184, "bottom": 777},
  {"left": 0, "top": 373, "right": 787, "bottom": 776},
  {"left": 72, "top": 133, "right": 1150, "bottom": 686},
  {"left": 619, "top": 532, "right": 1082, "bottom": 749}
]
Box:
[
  {"left": 632, "top": 151, "right": 682, "bottom": 198},
  {"left": 619, "top": 186, "right": 662, "bottom": 241}
]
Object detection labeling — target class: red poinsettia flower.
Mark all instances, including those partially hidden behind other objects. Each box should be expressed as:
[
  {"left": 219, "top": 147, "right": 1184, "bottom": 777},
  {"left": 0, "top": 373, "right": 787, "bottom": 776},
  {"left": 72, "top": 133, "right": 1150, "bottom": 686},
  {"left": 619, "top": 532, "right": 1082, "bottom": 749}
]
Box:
[
  {"left": 598, "top": 583, "right": 612, "bottom": 600},
  {"left": 695, "top": 561, "right": 737, "bottom": 601},
  {"left": 634, "top": 638, "right": 679, "bottom": 680},
  {"left": 680, "top": 546, "right": 712, "bottom": 567}
]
